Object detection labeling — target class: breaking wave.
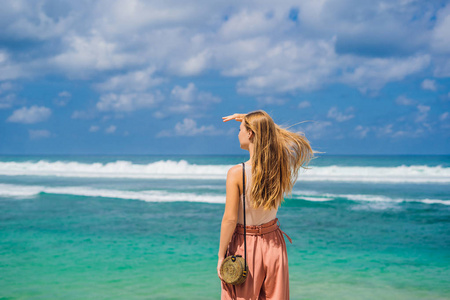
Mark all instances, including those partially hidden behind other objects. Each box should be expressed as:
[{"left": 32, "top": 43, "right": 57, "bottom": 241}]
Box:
[{"left": 0, "top": 160, "right": 448, "bottom": 183}]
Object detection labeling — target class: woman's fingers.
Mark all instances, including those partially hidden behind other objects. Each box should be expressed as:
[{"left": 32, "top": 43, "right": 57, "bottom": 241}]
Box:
[
  {"left": 217, "top": 258, "right": 224, "bottom": 280},
  {"left": 222, "top": 113, "right": 245, "bottom": 122},
  {"left": 222, "top": 114, "right": 237, "bottom": 122}
]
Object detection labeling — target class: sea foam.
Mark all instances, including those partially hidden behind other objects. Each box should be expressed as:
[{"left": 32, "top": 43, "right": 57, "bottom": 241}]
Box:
[
  {"left": 0, "top": 183, "right": 448, "bottom": 206},
  {"left": 0, "top": 160, "right": 449, "bottom": 183},
  {"left": 0, "top": 183, "right": 224, "bottom": 203}
]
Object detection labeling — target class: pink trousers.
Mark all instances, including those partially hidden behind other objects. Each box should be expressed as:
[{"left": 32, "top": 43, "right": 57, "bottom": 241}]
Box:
[{"left": 221, "top": 218, "right": 291, "bottom": 300}]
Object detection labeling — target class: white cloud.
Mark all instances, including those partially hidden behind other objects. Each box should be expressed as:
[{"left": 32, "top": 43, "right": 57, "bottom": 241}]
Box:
[
  {"left": 89, "top": 125, "right": 100, "bottom": 132},
  {"left": 158, "top": 118, "right": 222, "bottom": 137},
  {"left": 433, "top": 58, "right": 450, "bottom": 77},
  {"left": 354, "top": 125, "right": 370, "bottom": 138},
  {"left": 58, "top": 91, "right": 71, "bottom": 97},
  {"left": 327, "top": 106, "right": 355, "bottom": 122},
  {"left": 29, "top": 129, "right": 51, "bottom": 140},
  {"left": 391, "top": 128, "right": 424, "bottom": 138},
  {"left": 0, "top": 50, "right": 25, "bottom": 81},
  {"left": 0, "top": 82, "right": 13, "bottom": 94},
  {"left": 395, "top": 95, "right": 416, "bottom": 106},
  {"left": 421, "top": 79, "right": 437, "bottom": 91},
  {"left": 415, "top": 105, "right": 430, "bottom": 123},
  {"left": 429, "top": 4, "right": 450, "bottom": 76},
  {"left": 353, "top": 123, "right": 426, "bottom": 139},
  {"left": 0, "top": 82, "right": 20, "bottom": 109},
  {"left": 370, "top": 121, "right": 432, "bottom": 138},
  {"left": 96, "top": 92, "right": 161, "bottom": 112},
  {"left": 50, "top": 33, "right": 138, "bottom": 77},
  {"left": 297, "top": 121, "right": 333, "bottom": 139},
  {"left": 1, "top": 1, "right": 75, "bottom": 40},
  {"left": 171, "top": 83, "right": 220, "bottom": 104},
  {"left": 229, "top": 38, "right": 340, "bottom": 94},
  {"left": 152, "top": 111, "right": 165, "bottom": 119},
  {"left": 431, "top": 5, "right": 450, "bottom": 54},
  {"left": 365, "top": 123, "right": 419, "bottom": 138},
  {"left": 162, "top": 83, "right": 221, "bottom": 114},
  {"left": 71, "top": 110, "right": 97, "bottom": 119},
  {"left": 175, "top": 119, "right": 214, "bottom": 136},
  {"left": 105, "top": 125, "right": 116, "bottom": 133},
  {"left": 7, "top": 105, "right": 52, "bottom": 124},
  {"left": 256, "top": 96, "right": 287, "bottom": 105},
  {"left": 95, "top": 67, "right": 164, "bottom": 92},
  {"left": 341, "top": 55, "right": 431, "bottom": 92},
  {"left": 0, "top": 94, "right": 17, "bottom": 109},
  {"left": 53, "top": 90, "right": 72, "bottom": 106},
  {"left": 0, "top": 0, "right": 448, "bottom": 96},
  {"left": 171, "top": 83, "right": 197, "bottom": 102},
  {"left": 0, "top": 51, "right": 8, "bottom": 64},
  {"left": 218, "top": 10, "right": 282, "bottom": 40},
  {"left": 297, "top": 1, "right": 429, "bottom": 56},
  {"left": 175, "top": 50, "right": 212, "bottom": 76},
  {"left": 393, "top": 122, "right": 434, "bottom": 138},
  {"left": 375, "top": 124, "right": 394, "bottom": 137},
  {"left": 440, "top": 112, "right": 450, "bottom": 129},
  {"left": 298, "top": 101, "right": 311, "bottom": 109}
]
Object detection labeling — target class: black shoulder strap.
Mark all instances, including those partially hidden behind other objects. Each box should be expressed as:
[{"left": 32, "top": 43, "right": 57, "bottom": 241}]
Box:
[{"left": 242, "top": 162, "right": 247, "bottom": 270}]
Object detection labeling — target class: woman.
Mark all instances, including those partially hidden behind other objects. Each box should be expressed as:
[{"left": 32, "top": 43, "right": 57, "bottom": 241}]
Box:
[{"left": 218, "top": 110, "right": 317, "bottom": 300}]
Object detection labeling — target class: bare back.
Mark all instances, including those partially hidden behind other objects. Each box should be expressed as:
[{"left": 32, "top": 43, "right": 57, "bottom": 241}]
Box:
[{"left": 237, "top": 163, "right": 278, "bottom": 226}]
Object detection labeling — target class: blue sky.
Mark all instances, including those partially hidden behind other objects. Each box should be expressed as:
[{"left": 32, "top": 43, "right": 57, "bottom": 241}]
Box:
[{"left": 0, "top": 0, "right": 449, "bottom": 155}]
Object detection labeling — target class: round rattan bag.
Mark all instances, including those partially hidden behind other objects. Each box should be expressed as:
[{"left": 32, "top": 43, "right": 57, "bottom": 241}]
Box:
[{"left": 220, "top": 255, "right": 247, "bottom": 285}]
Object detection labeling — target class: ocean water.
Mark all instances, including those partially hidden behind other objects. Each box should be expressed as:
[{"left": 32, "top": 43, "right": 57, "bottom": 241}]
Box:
[{"left": 0, "top": 155, "right": 449, "bottom": 300}]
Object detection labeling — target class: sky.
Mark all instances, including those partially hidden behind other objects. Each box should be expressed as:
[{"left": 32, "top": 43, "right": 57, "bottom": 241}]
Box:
[{"left": 0, "top": 0, "right": 449, "bottom": 155}]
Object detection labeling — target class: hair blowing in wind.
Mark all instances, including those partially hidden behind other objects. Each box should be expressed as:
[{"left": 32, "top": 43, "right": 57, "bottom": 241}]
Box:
[{"left": 243, "top": 110, "right": 320, "bottom": 210}]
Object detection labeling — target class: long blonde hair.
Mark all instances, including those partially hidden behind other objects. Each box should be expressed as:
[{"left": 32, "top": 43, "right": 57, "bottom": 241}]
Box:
[{"left": 243, "top": 110, "right": 320, "bottom": 209}]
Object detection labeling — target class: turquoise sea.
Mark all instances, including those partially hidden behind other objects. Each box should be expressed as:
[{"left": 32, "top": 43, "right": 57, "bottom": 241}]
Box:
[{"left": 0, "top": 155, "right": 449, "bottom": 299}]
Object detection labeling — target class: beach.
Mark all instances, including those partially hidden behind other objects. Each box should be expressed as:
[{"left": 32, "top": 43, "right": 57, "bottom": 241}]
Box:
[{"left": 0, "top": 155, "right": 449, "bottom": 299}]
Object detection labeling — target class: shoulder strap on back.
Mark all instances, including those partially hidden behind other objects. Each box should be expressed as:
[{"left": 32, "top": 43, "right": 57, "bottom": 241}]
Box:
[{"left": 242, "top": 162, "right": 247, "bottom": 271}]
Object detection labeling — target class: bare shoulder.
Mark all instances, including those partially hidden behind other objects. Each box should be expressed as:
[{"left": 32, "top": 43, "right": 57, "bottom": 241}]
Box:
[{"left": 226, "top": 164, "right": 243, "bottom": 181}]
